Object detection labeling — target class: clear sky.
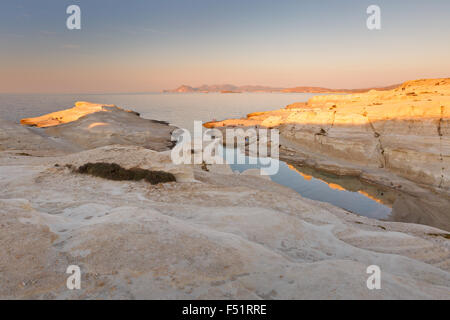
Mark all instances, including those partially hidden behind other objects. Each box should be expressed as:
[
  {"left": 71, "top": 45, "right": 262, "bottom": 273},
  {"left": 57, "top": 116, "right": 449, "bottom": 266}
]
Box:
[{"left": 1, "top": 0, "right": 450, "bottom": 93}]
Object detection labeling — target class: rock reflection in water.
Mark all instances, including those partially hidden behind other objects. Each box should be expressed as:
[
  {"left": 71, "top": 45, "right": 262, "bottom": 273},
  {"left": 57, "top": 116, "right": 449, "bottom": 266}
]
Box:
[
  {"left": 280, "top": 163, "right": 450, "bottom": 231},
  {"left": 278, "top": 163, "right": 395, "bottom": 220},
  {"left": 224, "top": 146, "right": 394, "bottom": 219},
  {"left": 224, "top": 146, "right": 450, "bottom": 231}
]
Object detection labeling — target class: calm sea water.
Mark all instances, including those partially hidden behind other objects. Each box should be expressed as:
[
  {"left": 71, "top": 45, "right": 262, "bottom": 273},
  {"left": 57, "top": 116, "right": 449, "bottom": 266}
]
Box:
[
  {"left": 0, "top": 92, "right": 320, "bottom": 131},
  {"left": 0, "top": 92, "right": 392, "bottom": 219}
]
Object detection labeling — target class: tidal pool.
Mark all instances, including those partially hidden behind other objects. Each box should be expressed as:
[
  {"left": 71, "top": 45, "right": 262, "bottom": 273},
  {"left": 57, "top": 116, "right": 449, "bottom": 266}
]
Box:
[{"left": 221, "top": 147, "right": 396, "bottom": 220}]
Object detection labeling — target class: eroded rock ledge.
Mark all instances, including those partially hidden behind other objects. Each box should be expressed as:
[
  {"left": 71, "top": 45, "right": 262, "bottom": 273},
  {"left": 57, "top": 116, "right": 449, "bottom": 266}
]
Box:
[
  {"left": 16, "top": 101, "right": 177, "bottom": 153},
  {"left": 204, "top": 78, "right": 450, "bottom": 192}
]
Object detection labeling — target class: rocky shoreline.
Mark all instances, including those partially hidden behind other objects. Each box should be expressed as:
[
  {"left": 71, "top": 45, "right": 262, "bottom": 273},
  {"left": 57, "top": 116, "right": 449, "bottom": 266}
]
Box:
[
  {"left": 205, "top": 78, "right": 450, "bottom": 231},
  {"left": 0, "top": 99, "right": 449, "bottom": 299}
]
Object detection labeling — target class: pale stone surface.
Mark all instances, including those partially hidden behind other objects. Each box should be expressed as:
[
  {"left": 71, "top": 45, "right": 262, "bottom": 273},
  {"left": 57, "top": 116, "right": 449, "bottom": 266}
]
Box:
[
  {"left": 18, "top": 101, "right": 177, "bottom": 152},
  {"left": 0, "top": 118, "right": 73, "bottom": 156},
  {"left": 21, "top": 101, "right": 122, "bottom": 128},
  {"left": 0, "top": 145, "right": 449, "bottom": 299}
]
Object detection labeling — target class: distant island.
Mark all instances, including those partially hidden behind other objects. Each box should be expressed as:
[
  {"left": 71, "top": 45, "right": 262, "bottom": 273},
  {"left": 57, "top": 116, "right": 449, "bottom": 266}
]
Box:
[
  {"left": 163, "top": 83, "right": 400, "bottom": 93},
  {"left": 163, "top": 84, "right": 282, "bottom": 93}
]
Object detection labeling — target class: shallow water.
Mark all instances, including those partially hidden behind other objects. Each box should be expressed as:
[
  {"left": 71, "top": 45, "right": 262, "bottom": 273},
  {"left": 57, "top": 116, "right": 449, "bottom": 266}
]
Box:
[{"left": 222, "top": 147, "right": 394, "bottom": 219}]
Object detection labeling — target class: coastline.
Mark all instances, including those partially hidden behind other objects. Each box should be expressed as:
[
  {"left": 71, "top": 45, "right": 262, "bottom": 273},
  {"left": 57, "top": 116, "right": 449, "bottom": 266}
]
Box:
[
  {"left": 0, "top": 96, "right": 449, "bottom": 299},
  {"left": 204, "top": 78, "right": 450, "bottom": 231}
]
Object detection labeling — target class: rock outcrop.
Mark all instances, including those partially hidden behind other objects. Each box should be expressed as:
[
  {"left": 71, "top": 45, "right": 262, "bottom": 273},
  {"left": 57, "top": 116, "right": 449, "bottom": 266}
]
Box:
[
  {"left": 17, "top": 101, "right": 177, "bottom": 152},
  {"left": 20, "top": 102, "right": 122, "bottom": 128},
  {"left": 204, "top": 78, "right": 450, "bottom": 192}
]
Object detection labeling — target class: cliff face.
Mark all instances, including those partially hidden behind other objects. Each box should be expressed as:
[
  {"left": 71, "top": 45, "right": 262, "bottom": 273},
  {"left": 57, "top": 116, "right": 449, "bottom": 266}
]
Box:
[{"left": 204, "top": 78, "right": 450, "bottom": 191}]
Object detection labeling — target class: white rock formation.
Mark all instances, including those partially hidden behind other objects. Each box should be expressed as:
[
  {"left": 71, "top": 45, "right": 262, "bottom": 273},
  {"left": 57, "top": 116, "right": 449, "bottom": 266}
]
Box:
[
  {"left": 0, "top": 145, "right": 449, "bottom": 299},
  {"left": 205, "top": 78, "right": 450, "bottom": 191},
  {"left": 0, "top": 96, "right": 449, "bottom": 299},
  {"left": 204, "top": 79, "right": 450, "bottom": 230},
  {"left": 19, "top": 101, "right": 177, "bottom": 152}
]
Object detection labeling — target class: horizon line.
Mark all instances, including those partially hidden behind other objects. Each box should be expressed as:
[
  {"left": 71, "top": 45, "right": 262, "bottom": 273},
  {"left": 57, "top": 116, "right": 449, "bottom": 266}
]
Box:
[{"left": 0, "top": 80, "right": 406, "bottom": 95}]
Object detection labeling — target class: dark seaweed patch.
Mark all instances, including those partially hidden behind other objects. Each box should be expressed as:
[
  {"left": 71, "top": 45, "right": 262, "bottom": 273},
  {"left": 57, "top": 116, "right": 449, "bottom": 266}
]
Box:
[
  {"left": 77, "top": 162, "right": 176, "bottom": 185},
  {"left": 427, "top": 233, "right": 450, "bottom": 240}
]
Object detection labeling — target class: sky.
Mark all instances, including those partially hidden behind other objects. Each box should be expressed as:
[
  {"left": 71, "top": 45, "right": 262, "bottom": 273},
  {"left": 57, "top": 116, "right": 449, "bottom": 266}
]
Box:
[{"left": 1, "top": 0, "right": 450, "bottom": 93}]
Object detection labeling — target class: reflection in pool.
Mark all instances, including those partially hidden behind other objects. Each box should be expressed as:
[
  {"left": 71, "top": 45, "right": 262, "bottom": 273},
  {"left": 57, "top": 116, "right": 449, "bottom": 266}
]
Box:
[{"left": 221, "top": 147, "right": 395, "bottom": 220}]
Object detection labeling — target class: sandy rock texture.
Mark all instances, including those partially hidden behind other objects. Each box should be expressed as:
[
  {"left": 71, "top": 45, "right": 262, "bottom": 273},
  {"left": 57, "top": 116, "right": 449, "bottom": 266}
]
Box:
[
  {"left": 0, "top": 145, "right": 449, "bottom": 299},
  {"left": 205, "top": 78, "right": 450, "bottom": 192},
  {"left": 0, "top": 118, "right": 71, "bottom": 156},
  {"left": 18, "top": 101, "right": 177, "bottom": 152}
]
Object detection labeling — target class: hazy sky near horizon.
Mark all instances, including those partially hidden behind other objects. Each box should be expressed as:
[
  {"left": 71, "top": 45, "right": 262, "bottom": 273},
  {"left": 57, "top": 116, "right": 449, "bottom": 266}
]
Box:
[{"left": 1, "top": 0, "right": 450, "bottom": 93}]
